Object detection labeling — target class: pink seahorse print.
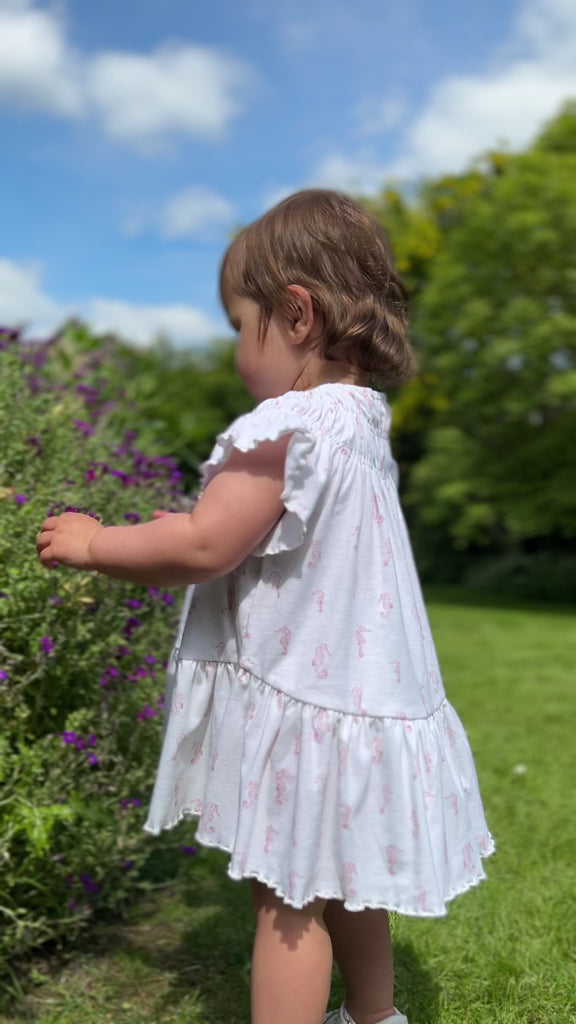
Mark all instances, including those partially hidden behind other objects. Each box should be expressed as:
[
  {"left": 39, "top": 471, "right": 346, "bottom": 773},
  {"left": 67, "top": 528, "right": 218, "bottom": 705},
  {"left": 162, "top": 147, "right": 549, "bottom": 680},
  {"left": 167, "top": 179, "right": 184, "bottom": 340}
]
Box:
[
  {"left": 476, "top": 833, "right": 490, "bottom": 856},
  {"left": 423, "top": 750, "right": 433, "bottom": 774},
  {"left": 390, "top": 659, "right": 402, "bottom": 685},
  {"left": 445, "top": 724, "right": 458, "bottom": 749},
  {"left": 411, "top": 810, "right": 419, "bottom": 838},
  {"left": 372, "top": 736, "right": 383, "bottom": 764},
  {"left": 314, "top": 772, "right": 327, "bottom": 792},
  {"left": 380, "top": 783, "right": 392, "bottom": 814},
  {"left": 247, "top": 700, "right": 257, "bottom": 722},
  {"left": 170, "top": 690, "right": 185, "bottom": 715},
  {"left": 412, "top": 604, "right": 427, "bottom": 641},
  {"left": 205, "top": 661, "right": 218, "bottom": 684},
  {"left": 378, "top": 593, "right": 394, "bottom": 619},
  {"left": 210, "top": 749, "right": 220, "bottom": 772},
  {"left": 190, "top": 741, "right": 203, "bottom": 765},
  {"left": 463, "top": 842, "right": 475, "bottom": 875},
  {"left": 288, "top": 871, "right": 302, "bottom": 900},
  {"left": 313, "top": 589, "right": 325, "bottom": 613},
  {"left": 191, "top": 797, "right": 203, "bottom": 815},
  {"left": 412, "top": 753, "right": 421, "bottom": 780},
  {"left": 429, "top": 668, "right": 441, "bottom": 693},
  {"left": 306, "top": 540, "right": 322, "bottom": 570},
  {"left": 343, "top": 862, "right": 358, "bottom": 898},
  {"left": 275, "top": 626, "right": 291, "bottom": 656},
  {"left": 386, "top": 844, "right": 403, "bottom": 875},
  {"left": 338, "top": 744, "right": 349, "bottom": 776},
  {"left": 352, "top": 525, "right": 361, "bottom": 551},
  {"left": 242, "top": 780, "right": 259, "bottom": 808},
  {"left": 173, "top": 779, "right": 182, "bottom": 807},
  {"left": 341, "top": 803, "right": 352, "bottom": 829},
  {"left": 235, "top": 852, "right": 247, "bottom": 875},
  {"left": 274, "top": 769, "right": 295, "bottom": 805},
  {"left": 423, "top": 789, "right": 436, "bottom": 812},
  {"left": 264, "top": 825, "right": 279, "bottom": 854},
  {"left": 267, "top": 570, "right": 283, "bottom": 598},
  {"left": 312, "top": 709, "right": 332, "bottom": 743},
  {"left": 276, "top": 691, "right": 289, "bottom": 712},
  {"left": 171, "top": 731, "right": 188, "bottom": 762},
  {"left": 447, "top": 792, "right": 459, "bottom": 816},
  {"left": 356, "top": 625, "right": 371, "bottom": 659},
  {"left": 202, "top": 803, "right": 220, "bottom": 834},
  {"left": 312, "top": 643, "right": 332, "bottom": 679},
  {"left": 373, "top": 495, "right": 385, "bottom": 525},
  {"left": 294, "top": 732, "right": 302, "bottom": 755}
]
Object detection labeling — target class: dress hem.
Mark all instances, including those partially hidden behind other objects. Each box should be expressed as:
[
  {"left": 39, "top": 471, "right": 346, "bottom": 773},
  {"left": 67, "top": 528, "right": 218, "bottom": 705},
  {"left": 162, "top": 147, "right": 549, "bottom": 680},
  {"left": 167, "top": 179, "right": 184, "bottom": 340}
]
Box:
[{"left": 144, "top": 809, "right": 496, "bottom": 918}]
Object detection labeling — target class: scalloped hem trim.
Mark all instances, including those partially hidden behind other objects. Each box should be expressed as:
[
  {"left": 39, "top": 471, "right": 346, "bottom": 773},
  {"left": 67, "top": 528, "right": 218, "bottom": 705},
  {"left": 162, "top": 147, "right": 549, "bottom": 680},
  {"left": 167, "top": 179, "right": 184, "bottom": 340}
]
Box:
[{"left": 144, "top": 809, "right": 495, "bottom": 918}]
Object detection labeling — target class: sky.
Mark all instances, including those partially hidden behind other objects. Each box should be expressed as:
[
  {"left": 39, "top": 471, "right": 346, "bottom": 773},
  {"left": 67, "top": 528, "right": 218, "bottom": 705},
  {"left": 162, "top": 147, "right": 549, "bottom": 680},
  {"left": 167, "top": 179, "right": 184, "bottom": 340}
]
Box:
[{"left": 1, "top": 0, "right": 575, "bottom": 349}]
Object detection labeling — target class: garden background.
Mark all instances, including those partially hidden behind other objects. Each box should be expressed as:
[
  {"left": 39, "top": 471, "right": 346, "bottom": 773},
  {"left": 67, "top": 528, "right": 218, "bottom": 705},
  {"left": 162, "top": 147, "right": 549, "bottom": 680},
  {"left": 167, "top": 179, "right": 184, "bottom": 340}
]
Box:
[{"left": 1, "top": 103, "right": 575, "bottom": 1022}]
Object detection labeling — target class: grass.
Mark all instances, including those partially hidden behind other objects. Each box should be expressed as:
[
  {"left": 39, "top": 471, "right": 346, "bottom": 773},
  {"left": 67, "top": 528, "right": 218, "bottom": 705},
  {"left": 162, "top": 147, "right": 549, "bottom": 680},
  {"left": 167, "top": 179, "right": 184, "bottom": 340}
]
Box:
[{"left": 3, "top": 587, "right": 576, "bottom": 1024}]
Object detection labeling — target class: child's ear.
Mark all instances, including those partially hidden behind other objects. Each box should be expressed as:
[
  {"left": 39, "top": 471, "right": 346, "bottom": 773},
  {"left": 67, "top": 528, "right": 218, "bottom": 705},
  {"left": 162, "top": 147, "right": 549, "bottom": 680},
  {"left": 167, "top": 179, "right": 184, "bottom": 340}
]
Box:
[{"left": 284, "top": 285, "right": 315, "bottom": 343}]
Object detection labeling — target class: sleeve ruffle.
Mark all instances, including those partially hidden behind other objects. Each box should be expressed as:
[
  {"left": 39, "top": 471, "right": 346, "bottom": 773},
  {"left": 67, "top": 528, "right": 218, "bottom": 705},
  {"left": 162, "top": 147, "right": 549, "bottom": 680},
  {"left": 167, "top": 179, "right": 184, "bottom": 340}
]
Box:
[{"left": 200, "top": 400, "right": 324, "bottom": 556}]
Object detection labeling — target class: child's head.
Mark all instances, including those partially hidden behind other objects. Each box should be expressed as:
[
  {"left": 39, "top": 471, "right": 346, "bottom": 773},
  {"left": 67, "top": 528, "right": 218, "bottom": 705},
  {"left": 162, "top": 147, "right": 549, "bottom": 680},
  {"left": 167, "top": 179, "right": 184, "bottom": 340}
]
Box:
[{"left": 220, "top": 189, "right": 415, "bottom": 387}]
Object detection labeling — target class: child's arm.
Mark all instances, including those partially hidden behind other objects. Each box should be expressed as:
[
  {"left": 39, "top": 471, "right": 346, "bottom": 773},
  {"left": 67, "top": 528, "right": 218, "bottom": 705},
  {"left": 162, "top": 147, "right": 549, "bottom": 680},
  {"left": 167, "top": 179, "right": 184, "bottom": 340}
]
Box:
[{"left": 36, "top": 438, "right": 290, "bottom": 585}]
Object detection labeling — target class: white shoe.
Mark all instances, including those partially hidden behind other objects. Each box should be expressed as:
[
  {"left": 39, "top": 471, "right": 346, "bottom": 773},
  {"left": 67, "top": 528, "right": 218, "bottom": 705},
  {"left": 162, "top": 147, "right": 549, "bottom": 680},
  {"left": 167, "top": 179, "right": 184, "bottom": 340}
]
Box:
[{"left": 323, "top": 1004, "right": 408, "bottom": 1024}]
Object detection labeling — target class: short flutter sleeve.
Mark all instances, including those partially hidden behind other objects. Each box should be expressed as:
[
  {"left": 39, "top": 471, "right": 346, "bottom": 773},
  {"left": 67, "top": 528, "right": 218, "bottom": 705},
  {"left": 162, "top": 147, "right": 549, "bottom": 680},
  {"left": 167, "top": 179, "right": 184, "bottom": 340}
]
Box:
[{"left": 200, "top": 395, "right": 326, "bottom": 555}]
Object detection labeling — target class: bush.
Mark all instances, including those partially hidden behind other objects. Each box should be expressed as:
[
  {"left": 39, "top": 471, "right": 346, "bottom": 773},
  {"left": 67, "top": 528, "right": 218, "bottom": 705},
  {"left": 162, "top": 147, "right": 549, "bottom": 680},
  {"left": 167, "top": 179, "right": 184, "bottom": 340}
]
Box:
[
  {"left": 463, "top": 550, "right": 576, "bottom": 603},
  {"left": 0, "top": 328, "right": 192, "bottom": 983}
]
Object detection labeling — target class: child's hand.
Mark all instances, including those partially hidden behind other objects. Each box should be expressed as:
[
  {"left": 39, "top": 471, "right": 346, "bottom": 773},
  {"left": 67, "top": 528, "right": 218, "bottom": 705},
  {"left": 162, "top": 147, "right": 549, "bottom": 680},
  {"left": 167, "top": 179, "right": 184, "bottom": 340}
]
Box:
[
  {"left": 151, "top": 510, "right": 175, "bottom": 519},
  {"left": 37, "top": 513, "right": 104, "bottom": 571}
]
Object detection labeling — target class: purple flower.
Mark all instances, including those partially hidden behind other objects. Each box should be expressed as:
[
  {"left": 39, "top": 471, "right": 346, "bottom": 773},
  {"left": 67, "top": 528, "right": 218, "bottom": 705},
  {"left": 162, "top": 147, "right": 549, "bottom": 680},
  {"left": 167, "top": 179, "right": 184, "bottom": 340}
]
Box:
[
  {"left": 123, "top": 860, "right": 135, "bottom": 871},
  {"left": 72, "top": 419, "right": 95, "bottom": 437},
  {"left": 61, "top": 731, "right": 77, "bottom": 744},
  {"left": 114, "top": 645, "right": 130, "bottom": 659},
  {"left": 144, "top": 655, "right": 156, "bottom": 665},
  {"left": 124, "top": 599, "right": 142, "bottom": 609},
  {"left": 40, "top": 636, "right": 55, "bottom": 654},
  {"left": 0, "top": 592, "right": 9, "bottom": 599},
  {"left": 67, "top": 899, "right": 78, "bottom": 912},
  {"left": 161, "top": 593, "right": 175, "bottom": 606},
  {"left": 136, "top": 705, "right": 157, "bottom": 721},
  {"left": 147, "top": 586, "right": 159, "bottom": 599},
  {"left": 106, "top": 666, "right": 119, "bottom": 678},
  {"left": 179, "top": 845, "right": 198, "bottom": 856},
  {"left": 75, "top": 738, "right": 86, "bottom": 750},
  {"left": 87, "top": 752, "right": 99, "bottom": 766},
  {"left": 48, "top": 594, "right": 63, "bottom": 605},
  {"left": 80, "top": 873, "right": 100, "bottom": 894},
  {"left": 0, "top": 671, "right": 8, "bottom": 682},
  {"left": 124, "top": 512, "right": 141, "bottom": 523},
  {"left": 123, "top": 617, "right": 142, "bottom": 637},
  {"left": 87, "top": 733, "right": 97, "bottom": 746},
  {"left": 85, "top": 468, "right": 98, "bottom": 483},
  {"left": 130, "top": 797, "right": 142, "bottom": 807},
  {"left": 15, "top": 494, "right": 29, "bottom": 505}
]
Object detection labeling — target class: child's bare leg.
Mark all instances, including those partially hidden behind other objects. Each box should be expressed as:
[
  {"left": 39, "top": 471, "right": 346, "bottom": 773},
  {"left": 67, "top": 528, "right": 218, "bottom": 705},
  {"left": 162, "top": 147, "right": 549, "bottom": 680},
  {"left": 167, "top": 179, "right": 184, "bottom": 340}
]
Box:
[
  {"left": 250, "top": 879, "right": 332, "bottom": 1024},
  {"left": 323, "top": 901, "right": 396, "bottom": 1024}
]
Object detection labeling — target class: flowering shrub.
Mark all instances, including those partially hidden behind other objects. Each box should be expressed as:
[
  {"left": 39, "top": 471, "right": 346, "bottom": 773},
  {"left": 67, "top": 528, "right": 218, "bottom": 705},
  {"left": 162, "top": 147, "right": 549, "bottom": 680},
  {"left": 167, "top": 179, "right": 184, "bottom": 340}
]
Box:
[{"left": 0, "top": 327, "right": 197, "bottom": 980}]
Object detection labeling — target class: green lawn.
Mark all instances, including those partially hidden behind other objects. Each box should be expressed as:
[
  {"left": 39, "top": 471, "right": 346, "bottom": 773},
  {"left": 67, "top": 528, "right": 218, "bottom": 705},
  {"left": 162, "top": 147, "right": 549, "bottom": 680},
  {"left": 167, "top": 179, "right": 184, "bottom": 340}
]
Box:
[{"left": 4, "top": 589, "right": 576, "bottom": 1024}]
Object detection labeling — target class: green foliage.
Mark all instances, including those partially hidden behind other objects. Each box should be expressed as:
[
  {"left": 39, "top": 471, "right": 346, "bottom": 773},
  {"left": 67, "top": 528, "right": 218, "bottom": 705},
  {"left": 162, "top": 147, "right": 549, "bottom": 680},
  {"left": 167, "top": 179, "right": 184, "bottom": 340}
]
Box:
[
  {"left": 364, "top": 103, "right": 576, "bottom": 588},
  {"left": 0, "top": 332, "right": 188, "bottom": 974}
]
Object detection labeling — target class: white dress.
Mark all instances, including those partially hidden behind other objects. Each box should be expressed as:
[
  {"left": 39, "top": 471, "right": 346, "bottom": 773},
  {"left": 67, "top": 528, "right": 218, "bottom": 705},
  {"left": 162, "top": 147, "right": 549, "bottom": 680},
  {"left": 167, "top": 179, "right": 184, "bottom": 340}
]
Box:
[{"left": 144, "top": 384, "right": 494, "bottom": 916}]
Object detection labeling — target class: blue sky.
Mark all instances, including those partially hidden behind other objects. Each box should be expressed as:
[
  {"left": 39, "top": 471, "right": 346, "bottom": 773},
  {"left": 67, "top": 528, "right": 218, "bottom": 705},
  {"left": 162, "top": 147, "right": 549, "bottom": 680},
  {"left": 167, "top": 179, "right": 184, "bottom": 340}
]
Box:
[{"left": 1, "top": 0, "right": 575, "bottom": 348}]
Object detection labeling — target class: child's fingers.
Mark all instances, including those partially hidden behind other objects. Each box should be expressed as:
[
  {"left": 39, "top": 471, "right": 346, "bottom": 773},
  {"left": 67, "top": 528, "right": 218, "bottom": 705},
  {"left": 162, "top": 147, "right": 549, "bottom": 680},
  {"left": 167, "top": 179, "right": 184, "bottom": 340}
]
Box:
[{"left": 152, "top": 510, "right": 174, "bottom": 519}]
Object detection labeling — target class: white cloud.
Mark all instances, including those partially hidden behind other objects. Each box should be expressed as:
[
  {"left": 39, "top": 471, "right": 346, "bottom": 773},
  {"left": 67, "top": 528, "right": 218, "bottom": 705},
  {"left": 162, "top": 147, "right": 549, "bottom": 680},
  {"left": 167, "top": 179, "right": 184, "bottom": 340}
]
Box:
[
  {"left": 354, "top": 97, "right": 406, "bottom": 137},
  {"left": 86, "top": 45, "right": 253, "bottom": 145},
  {"left": 0, "top": 2, "right": 82, "bottom": 116},
  {"left": 310, "top": 152, "right": 390, "bottom": 195},
  {"left": 389, "top": 0, "right": 576, "bottom": 178},
  {"left": 128, "top": 186, "right": 235, "bottom": 239},
  {"left": 0, "top": 259, "right": 70, "bottom": 334},
  {"left": 87, "top": 298, "right": 223, "bottom": 348},
  {"left": 0, "top": 2, "right": 253, "bottom": 145},
  {"left": 0, "top": 258, "right": 223, "bottom": 348}
]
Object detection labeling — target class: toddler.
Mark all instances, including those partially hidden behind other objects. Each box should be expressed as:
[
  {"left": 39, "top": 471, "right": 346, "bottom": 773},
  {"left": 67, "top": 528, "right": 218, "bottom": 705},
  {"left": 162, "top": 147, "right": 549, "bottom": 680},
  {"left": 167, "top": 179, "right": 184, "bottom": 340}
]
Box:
[{"left": 37, "top": 189, "right": 494, "bottom": 1024}]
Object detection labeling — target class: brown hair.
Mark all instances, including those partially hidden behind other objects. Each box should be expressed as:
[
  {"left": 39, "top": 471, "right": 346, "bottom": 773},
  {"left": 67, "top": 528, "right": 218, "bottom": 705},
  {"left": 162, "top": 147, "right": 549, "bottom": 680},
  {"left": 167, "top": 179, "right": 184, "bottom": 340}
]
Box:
[{"left": 220, "top": 189, "right": 415, "bottom": 385}]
